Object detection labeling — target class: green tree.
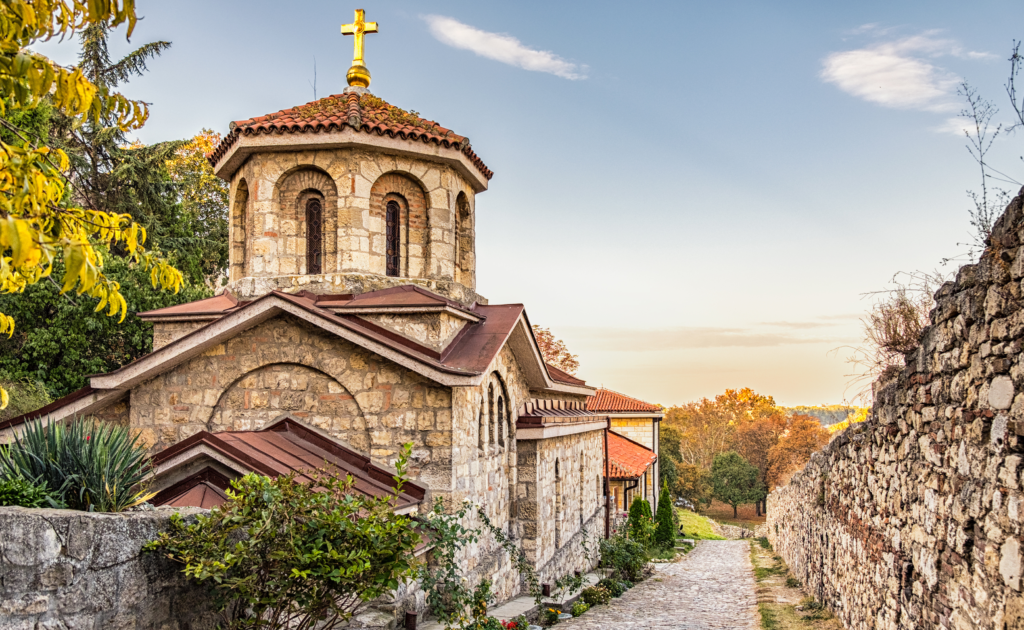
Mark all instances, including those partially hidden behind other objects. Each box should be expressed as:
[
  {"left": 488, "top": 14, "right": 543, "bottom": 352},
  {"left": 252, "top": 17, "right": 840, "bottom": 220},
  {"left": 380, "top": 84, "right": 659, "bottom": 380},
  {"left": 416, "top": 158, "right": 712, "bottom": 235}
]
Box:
[
  {"left": 653, "top": 482, "right": 675, "bottom": 548},
  {"left": 675, "top": 462, "right": 712, "bottom": 511},
  {"left": 710, "top": 451, "right": 764, "bottom": 518}
]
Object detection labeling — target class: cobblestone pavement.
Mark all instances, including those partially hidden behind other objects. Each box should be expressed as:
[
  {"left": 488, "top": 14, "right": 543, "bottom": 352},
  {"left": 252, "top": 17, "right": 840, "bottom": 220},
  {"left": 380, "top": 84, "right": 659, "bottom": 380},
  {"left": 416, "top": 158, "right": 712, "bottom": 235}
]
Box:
[{"left": 556, "top": 540, "right": 759, "bottom": 629}]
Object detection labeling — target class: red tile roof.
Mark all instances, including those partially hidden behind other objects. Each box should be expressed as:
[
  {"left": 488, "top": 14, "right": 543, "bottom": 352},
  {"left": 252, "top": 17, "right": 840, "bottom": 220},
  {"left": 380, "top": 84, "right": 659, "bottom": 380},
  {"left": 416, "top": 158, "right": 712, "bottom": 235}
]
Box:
[
  {"left": 152, "top": 418, "right": 425, "bottom": 511},
  {"left": 607, "top": 431, "right": 657, "bottom": 480},
  {"left": 208, "top": 92, "right": 492, "bottom": 180},
  {"left": 587, "top": 388, "right": 662, "bottom": 413}
]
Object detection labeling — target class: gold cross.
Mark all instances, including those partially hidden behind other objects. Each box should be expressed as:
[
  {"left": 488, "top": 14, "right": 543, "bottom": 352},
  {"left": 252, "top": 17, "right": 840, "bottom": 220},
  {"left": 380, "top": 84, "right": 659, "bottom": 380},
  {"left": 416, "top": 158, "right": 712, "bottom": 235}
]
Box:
[{"left": 341, "top": 9, "right": 378, "bottom": 68}]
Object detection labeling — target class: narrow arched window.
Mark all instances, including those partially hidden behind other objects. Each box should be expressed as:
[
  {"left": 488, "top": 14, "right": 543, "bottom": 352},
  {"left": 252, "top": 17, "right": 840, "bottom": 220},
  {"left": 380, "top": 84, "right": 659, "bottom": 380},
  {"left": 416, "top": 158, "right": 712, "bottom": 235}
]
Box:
[
  {"left": 386, "top": 200, "right": 400, "bottom": 277},
  {"left": 305, "top": 197, "right": 323, "bottom": 275},
  {"left": 497, "top": 397, "right": 505, "bottom": 448}
]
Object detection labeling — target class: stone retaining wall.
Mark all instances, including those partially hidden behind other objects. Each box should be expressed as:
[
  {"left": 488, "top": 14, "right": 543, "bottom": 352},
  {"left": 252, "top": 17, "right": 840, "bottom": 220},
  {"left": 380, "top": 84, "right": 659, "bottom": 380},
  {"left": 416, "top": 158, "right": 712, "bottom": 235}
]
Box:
[
  {"left": 0, "top": 506, "right": 218, "bottom": 630},
  {"left": 767, "top": 188, "right": 1024, "bottom": 630}
]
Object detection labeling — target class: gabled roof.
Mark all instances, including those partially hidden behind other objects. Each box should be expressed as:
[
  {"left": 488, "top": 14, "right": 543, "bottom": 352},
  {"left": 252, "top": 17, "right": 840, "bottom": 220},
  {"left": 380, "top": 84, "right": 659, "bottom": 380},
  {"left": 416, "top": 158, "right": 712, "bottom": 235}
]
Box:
[
  {"left": 607, "top": 431, "right": 658, "bottom": 480},
  {"left": 208, "top": 91, "right": 492, "bottom": 181},
  {"left": 587, "top": 388, "right": 662, "bottom": 414},
  {"left": 151, "top": 418, "right": 425, "bottom": 511}
]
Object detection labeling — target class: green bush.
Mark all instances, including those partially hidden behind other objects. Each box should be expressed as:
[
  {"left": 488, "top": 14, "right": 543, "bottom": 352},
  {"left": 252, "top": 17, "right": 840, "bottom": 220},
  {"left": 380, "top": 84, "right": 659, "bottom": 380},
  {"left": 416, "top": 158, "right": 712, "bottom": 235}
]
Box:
[
  {"left": 146, "top": 450, "right": 420, "bottom": 630},
  {"left": 654, "top": 484, "right": 675, "bottom": 548},
  {"left": 595, "top": 577, "right": 625, "bottom": 598},
  {"left": 599, "top": 532, "right": 647, "bottom": 582},
  {"left": 570, "top": 601, "right": 589, "bottom": 617},
  {"left": 0, "top": 477, "right": 62, "bottom": 508},
  {"left": 757, "top": 536, "right": 771, "bottom": 550},
  {"left": 543, "top": 608, "right": 561, "bottom": 625},
  {"left": 0, "top": 418, "right": 152, "bottom": 512},
  {"left": 580, "top": 585, "right": 611, "bottom": 606},
  {"left": 626, "top": 496, "right": 654, "bottom": 547}
]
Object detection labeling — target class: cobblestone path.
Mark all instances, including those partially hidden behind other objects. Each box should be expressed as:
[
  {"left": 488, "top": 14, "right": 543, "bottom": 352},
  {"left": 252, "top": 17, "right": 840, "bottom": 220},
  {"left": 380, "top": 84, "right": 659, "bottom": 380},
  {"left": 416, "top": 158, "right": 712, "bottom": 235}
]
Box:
[{"left": 557, "top": 540, "right": 759, "bottom": 629}]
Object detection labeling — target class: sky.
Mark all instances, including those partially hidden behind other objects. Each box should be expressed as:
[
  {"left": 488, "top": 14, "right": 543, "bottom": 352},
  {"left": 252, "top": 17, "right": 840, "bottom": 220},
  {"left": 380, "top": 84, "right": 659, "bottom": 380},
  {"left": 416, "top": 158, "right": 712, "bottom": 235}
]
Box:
[{"left": 35, "top": 0, "right": 1024, "bottom": 407}]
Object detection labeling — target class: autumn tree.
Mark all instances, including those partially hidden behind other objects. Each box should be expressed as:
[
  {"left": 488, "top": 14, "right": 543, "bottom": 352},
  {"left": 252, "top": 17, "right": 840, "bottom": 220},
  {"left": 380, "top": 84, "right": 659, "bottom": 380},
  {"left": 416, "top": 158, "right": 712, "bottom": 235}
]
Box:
[
  {"left": 730, "top": 411, "right": 787, "bottom": 516},
  {"left": 532, "top": 325, "right": 579, "bottom": 375},
  {"left": 663, "top": 388, "right": 778, "bottom": 468},
  {"left": 0, "top": 1, "right": 183, "bottom": 406},
  {"left": 766, "top": 414, "right": 831, "bottom": 488}
]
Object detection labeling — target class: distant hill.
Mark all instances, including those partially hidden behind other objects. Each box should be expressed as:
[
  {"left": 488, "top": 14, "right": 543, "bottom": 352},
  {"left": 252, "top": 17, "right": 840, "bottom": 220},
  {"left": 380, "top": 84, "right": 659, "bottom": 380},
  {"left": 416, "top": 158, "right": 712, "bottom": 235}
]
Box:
[{"left": 784, "top": 405, "right": 867, "bottom": 427}]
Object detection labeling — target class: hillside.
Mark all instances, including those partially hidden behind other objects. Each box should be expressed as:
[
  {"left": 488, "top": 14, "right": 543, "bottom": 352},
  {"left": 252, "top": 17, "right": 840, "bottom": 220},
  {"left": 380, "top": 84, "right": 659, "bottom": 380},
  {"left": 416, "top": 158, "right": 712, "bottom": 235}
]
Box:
[{"left": 784, "top": 405, "right": 866, "bottom": 427}]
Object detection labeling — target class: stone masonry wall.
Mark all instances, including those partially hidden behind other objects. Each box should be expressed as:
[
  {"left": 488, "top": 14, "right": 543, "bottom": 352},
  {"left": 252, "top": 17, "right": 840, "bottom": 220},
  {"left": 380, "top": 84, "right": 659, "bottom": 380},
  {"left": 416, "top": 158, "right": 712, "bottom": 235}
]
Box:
[
  {"left": 767, "top": 188, "right": 1024, "bottom": 630},
  {"left": 0, "top": 506, "right": 217, "bottom": 630}
]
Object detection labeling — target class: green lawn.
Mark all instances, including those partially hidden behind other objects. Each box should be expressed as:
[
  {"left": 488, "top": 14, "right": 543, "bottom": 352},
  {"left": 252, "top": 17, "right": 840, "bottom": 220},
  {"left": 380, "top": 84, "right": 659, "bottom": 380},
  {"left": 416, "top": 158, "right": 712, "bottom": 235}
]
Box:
[{"left": 676, "top": 509, "right": 725, "bottom": 540}]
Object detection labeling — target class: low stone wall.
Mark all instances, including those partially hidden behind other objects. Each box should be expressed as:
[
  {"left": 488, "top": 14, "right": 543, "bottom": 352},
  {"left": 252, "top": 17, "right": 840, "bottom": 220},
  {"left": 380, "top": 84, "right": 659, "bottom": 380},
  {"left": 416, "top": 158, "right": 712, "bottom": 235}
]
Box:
[
  {"left": 0, "top": 505, "right": 219, "bottom": 630},
  {"left": 767, "top": 189, "right": 1024, "bottom": 630}
]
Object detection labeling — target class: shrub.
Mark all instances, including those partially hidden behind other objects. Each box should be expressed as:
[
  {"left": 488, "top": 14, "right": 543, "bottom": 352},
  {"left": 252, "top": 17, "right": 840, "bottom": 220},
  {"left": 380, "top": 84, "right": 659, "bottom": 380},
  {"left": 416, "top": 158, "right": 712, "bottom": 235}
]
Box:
[
  {"left": 654, "top": 484, "right": 675, "bottom": 548},
  {"left": 543, "top": 608, "right": 561, "bottom": 625},
  {"left": 0, "top": 417, "right": 153, "bottom": 512},
  {"left": 580, "top": 585, "right": 611, "bottom": 606},
  {"left": 571, "top": 601, "right": 589, "bottom": 617},
  {"left": 596, "top": 577, "right": 625, "bottom": 598},
  {"left": 501, "top": 615, "right": 529, "bottom": 629},
  {"left": 0, "top": 477, "right": 61, "bottom": 508},
  {"left": 146, "top": 448, "right": 421, "bottom": 630},
  {"left": 599, "top": 532, "right": 646, "bottom": 582},
  {"left": 626, "top": 496, "right": 654, "bottom": 547}
]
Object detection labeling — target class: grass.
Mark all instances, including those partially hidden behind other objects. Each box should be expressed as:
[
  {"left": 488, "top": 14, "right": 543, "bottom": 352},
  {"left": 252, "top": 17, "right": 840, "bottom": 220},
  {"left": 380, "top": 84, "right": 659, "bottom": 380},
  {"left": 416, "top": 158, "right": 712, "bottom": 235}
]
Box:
[
  {"left": 749, "top": 540, "right": 842, "bottom": 629},
  {"left": 676, "top": 509, "right": 726, "bottom": 540}
]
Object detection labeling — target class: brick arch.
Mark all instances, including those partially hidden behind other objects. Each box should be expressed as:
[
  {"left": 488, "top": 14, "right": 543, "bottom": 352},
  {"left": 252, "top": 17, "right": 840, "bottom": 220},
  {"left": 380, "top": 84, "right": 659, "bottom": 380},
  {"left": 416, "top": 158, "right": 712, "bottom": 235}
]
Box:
[
  {"left": 273, "top": 167, "right": 339, "bottom": 275},
  {"left": 207, "top": 362, "right": 370, "bottom": 454},
  {"left": 370, "top": 172, "right": 428, "bottom": 278}
]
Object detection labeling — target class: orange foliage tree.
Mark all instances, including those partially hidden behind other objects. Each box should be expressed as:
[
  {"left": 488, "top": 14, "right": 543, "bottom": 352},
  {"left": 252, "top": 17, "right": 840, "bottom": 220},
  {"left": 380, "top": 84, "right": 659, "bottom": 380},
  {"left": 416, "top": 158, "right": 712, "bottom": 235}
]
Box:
[
  {"left": 663, "top": 388, "right": 777, "bottom": 469},
  {"left": 531, "top": 325, "right": 579, "bottom": 375},
  {"left": 766, "top": 414, "right": 831, "bottom": 488}
]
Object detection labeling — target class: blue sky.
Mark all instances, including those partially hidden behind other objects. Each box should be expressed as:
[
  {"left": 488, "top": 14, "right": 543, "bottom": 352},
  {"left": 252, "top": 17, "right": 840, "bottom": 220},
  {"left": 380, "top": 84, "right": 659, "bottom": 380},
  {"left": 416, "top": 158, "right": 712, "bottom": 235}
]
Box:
[{"left": 37, "top": 0, "right": 1024, "bottom": 406}]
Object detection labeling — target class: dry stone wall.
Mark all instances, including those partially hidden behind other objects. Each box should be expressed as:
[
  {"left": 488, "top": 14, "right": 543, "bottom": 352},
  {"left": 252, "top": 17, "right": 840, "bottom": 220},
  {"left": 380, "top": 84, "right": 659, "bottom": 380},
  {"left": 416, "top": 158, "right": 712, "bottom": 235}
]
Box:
[
  {"left": 768, "top": 188, "right": 1024, "bottom": 630},
  {"left": 0, "top": 506, "right": 217, "bottom": 630}
]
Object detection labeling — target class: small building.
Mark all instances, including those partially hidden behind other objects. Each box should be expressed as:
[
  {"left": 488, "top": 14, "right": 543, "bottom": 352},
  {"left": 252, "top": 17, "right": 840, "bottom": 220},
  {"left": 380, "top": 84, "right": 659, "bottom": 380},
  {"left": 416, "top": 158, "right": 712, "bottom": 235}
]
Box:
[{"left": 587, "top": 389, "right": 663, "bottom": 513}]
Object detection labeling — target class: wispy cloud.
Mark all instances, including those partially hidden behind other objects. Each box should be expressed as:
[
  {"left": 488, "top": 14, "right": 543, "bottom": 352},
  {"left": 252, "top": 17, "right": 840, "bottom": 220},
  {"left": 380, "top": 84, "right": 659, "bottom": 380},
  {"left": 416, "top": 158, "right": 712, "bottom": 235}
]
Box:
[
  {"left": 821, "top": 31, "right": 994, "bottom": 114},
  {"left": 423, "top": 15, "right": 587, "bottom": 80},
  {"left": 564, "top": 327, "right": 852, "bottom": 352}
]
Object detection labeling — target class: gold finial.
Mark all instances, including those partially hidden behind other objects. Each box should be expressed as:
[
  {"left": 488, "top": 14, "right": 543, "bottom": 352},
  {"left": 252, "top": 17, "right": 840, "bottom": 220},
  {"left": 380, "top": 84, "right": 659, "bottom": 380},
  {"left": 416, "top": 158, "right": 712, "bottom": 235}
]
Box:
[{"left": 341, "top": 9, "right": 378, "bottom": 88}]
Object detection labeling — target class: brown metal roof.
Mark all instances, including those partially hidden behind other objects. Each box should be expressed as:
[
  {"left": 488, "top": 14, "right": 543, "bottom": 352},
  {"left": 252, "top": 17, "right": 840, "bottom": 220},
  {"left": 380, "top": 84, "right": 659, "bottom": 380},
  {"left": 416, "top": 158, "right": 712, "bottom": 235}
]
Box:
[
  {"left": 517, "top": 399, "right": 608, "bottom": 427},
  {"left": 152, "top": 418, "right": 425, "bottom": 510},
  {"left": 0, "top": 386, "right": 96, "bottom": 431},
  {"left": 546, "top": 363, "right": 586, "bottom": 386}
]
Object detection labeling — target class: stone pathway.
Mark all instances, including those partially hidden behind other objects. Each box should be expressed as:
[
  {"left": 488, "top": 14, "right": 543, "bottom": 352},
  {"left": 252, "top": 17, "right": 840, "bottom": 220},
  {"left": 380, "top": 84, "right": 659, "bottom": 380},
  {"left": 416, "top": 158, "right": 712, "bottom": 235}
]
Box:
[{"left": 556, "top": 540, "right": 759, "bottom": 629}]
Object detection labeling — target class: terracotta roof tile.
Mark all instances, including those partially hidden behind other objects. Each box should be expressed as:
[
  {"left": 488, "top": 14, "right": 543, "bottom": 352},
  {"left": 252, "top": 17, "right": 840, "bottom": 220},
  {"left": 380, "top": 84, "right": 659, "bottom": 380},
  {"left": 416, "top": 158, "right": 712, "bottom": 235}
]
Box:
[
  {"left": 208, "top": 92, "right": 493, "bottom": 180},
  {"left": 587, "top": 388, "right": 661, "bottom": 413},
  {"left": 607, "top": 431, "right": 657, "bottom": 479}
]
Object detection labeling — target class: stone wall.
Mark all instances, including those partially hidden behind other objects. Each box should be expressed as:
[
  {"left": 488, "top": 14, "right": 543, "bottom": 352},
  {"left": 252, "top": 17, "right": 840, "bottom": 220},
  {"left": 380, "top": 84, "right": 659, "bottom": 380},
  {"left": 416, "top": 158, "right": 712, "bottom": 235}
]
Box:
[
  {"left": 0, "top": 506, "right": 218, "bottom": 630},
  {"left": 767, "top": 188, "right": 1024, "bottom": 630}
]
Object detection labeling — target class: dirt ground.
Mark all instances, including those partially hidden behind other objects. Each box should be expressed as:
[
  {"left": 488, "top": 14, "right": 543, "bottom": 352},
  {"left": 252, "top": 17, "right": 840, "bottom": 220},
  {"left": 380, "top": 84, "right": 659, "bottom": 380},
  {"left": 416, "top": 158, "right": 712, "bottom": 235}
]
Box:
[
  {"left": 748, "top": 540, "right": 843, "bottom": 630},
  {"left": 704, "top": 501, "right": 767, "bottom": 528}
]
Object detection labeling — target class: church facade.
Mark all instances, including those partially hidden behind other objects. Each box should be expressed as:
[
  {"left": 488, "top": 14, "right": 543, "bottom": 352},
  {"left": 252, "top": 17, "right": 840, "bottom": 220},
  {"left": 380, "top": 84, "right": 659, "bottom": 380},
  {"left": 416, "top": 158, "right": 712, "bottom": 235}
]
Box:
[{"left": 0, "top": 13, "right": 663, "bottom": 623}]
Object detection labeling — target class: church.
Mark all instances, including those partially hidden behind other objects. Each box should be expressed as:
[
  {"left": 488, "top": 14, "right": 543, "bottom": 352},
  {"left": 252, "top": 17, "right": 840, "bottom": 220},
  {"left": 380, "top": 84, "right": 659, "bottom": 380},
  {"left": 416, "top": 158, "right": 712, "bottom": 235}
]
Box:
[{"left": 0, "top": 10, "right": 663, "bottom": 624}]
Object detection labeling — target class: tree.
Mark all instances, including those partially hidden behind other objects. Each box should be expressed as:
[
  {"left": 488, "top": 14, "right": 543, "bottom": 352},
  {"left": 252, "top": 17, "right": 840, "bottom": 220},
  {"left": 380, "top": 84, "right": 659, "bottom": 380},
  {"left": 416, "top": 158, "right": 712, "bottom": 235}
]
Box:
[
  {"left": 730, "top": 411, "right": 787, "bottom": 516},
  {"left": 626, "top": 496, "right": 653, "bottom": 548},
  {"left": 709, "top": 451, "right": 764, "bottom": 518},
  {"left": 766, "top": 414, "right": 831, "bottom": 488},
  {"left": 0, "top": 2, "right": 183, "bottom": 407},
  {"left": 674, "top": 462, "right": 712, "bottom": 511},
  {"left": 664, "top": 388, "right": 778, "bottom": 468},
  {"left": 531, "top": 325, "right": 579, "bottom": 375},
  {"left": 653, "top": 482, "right": 675, "bottom": 548}
]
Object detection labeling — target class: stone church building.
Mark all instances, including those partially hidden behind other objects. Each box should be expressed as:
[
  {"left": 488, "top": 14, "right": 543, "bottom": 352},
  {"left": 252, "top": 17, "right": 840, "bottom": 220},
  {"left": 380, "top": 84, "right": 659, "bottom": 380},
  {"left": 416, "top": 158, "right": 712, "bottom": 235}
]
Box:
[{"left": 0, "top": 15, "right": 664, "bottom": 623}]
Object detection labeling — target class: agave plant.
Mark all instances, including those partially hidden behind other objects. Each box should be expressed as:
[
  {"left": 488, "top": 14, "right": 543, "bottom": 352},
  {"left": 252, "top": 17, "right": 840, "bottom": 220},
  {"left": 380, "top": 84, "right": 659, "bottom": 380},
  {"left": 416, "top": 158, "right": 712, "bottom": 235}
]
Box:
[{"left": 0, "top": 417, "right": 154, "bottom": 512}]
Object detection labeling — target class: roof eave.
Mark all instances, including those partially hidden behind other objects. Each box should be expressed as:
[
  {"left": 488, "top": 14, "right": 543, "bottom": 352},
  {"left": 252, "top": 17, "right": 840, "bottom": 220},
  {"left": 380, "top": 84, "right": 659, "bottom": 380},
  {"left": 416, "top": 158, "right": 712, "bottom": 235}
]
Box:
[{"left": 213, "top": 127, "right": 489, "bottom": 193}]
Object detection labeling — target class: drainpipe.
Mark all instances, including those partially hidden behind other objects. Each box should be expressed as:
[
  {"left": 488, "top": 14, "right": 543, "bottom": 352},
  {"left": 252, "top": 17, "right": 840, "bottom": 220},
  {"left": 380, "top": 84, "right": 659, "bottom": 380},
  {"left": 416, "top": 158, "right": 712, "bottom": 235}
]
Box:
[{"left": 604, "top": 417, "right": 610, "bottom": 539}]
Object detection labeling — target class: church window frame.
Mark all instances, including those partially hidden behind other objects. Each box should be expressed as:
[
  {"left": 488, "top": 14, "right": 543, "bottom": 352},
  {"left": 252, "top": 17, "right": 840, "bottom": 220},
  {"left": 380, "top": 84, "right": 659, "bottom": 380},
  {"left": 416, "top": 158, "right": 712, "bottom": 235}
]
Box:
[
  {"left": 386, "top": 199, "right": 400, "bottom": 277},
  {"left": 305, "top": 196, "right": 324, "bottom": 275}
]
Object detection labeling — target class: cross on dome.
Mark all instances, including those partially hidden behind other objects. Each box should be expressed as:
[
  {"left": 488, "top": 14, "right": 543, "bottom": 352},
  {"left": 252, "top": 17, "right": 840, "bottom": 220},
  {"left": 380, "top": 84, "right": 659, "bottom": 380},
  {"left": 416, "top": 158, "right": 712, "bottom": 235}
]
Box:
[{"left": 341, "top": 9, "right": 378, "bottom": 88}]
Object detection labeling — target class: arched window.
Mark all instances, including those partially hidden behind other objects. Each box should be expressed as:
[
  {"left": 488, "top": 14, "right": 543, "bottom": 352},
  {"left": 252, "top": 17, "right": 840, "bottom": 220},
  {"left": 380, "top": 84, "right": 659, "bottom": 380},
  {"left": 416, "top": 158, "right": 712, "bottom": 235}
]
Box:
[
  {"left": 386, "top": 200, "right": 400, "bottom": 277},
  {"left": 305, "top": 197, "right": 323, "bottom": 275},
  {"left": 497, "top": 397, "right": 505, "bottom": 448}
]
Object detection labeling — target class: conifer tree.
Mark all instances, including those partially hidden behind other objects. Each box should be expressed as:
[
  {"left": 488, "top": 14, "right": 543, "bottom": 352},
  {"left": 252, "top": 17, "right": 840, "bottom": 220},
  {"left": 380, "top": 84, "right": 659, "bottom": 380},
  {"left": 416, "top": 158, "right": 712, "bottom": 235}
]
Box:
[
  {"left": 654, "top": 483, "right": 675, "bottom": 548},
  {"left": 627, "top": 496, "right": 653, "bottom": 548}
]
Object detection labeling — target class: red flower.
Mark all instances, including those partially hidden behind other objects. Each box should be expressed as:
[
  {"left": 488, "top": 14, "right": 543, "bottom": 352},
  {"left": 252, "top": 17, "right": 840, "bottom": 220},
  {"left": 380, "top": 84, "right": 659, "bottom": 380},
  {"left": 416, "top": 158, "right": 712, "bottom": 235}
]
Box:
[{"left": 85, "top": 435, "right": 90, "bottom": 441}]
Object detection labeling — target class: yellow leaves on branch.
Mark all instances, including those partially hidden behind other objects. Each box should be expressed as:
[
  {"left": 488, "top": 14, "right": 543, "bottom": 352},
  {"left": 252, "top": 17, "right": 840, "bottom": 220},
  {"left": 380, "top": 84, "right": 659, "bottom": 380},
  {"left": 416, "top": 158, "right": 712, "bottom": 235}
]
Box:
[{"left": 0, "top": 1, "right": 185, "bottom": 409}]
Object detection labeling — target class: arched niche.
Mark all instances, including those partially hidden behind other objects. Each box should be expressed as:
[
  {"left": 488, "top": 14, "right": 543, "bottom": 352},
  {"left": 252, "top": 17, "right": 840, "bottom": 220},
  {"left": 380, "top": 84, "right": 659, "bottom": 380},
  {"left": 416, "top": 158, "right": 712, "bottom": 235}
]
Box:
[
  {"left": 272, "top": 167, "right": 339, "bottom": 276},
  {"left": 208, "top": 362, "right": 369, "bottom": 454},
  {"left": 370, "top": 172, "right": 429, "bottom": 278},
  {"left": 454, "top": 191, "right": 474, "bottom": 286},
  {"left": 229, "top": 179, "right": 249, "bottom": 281}
]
